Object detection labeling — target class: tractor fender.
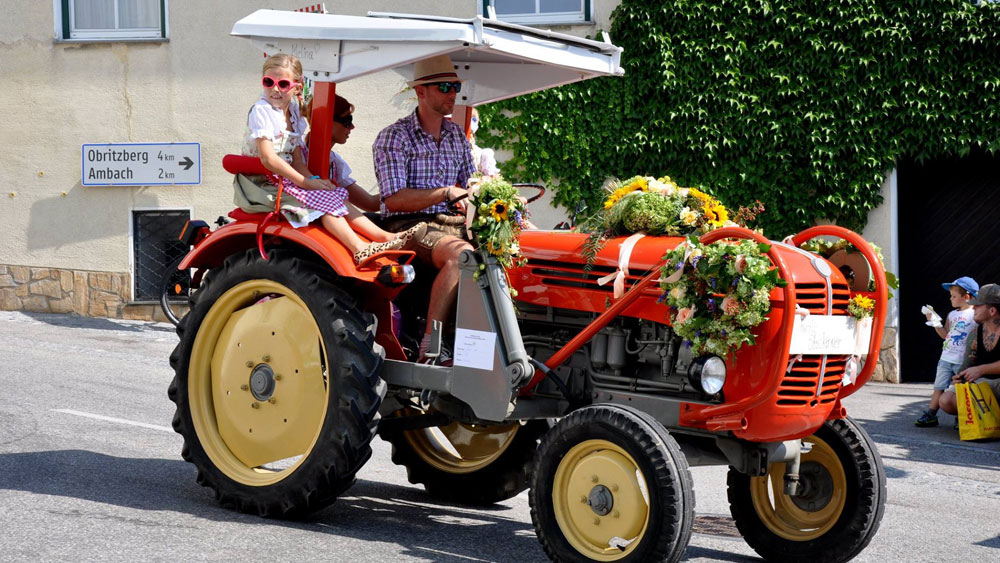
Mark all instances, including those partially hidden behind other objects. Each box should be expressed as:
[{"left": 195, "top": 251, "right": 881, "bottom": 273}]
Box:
[{"left": 179, "top": 220, "right": 374, "bottom": 281}]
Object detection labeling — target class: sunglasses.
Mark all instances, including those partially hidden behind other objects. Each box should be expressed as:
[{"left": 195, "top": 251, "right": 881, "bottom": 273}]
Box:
[
  {"left": 333, "top": 114, "right": 354, "bottom": 128},
  {"left": 262, "top": 75, "right": 301, "bottom": 92},
  {"left": 428, "top": 81, "right": 462, "bottom": 94}
]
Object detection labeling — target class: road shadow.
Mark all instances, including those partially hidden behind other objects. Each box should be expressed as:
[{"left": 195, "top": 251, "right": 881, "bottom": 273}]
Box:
[
  {"left": 0, "top": 449, "right": 540, "bottom": 561},
  {"left": 851, "top": 389, "right": 1000, "bottom": 472},
  {"left": 0, "top": 449, "right": 755, "bottom": 562},
  {"left": 15, "top": 311, "right": 174, "bottom": 333}
]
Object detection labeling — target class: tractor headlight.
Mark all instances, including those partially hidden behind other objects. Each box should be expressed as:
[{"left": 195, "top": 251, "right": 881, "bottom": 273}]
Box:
[{"left": 688, "top": 355, "right": 727, "bottom": 395}]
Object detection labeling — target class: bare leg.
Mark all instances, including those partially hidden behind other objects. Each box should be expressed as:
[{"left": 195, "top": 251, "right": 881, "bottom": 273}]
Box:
[
  {"left": 425, "top": 236, "right": 474, "bottom": 334},
  {"left": 939, "top": 390, "right": 957, "bottom": 415},
  {"left": 928, "top": 389, "right": 943, "bottom": 410},
  {"left": 344, "top": 207, "right": 394, "bottom": 242},
  {"left": 319, "top": 214, "right": 368, "bottom": 254}
]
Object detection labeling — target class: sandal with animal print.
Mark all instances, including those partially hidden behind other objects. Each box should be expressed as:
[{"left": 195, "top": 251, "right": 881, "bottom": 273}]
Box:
[
  {"left": 353, "top": 237, "right": 406, "bottom": 265},
  {"left": 395, "top": 222, "right": 428, "bottom": 251}
]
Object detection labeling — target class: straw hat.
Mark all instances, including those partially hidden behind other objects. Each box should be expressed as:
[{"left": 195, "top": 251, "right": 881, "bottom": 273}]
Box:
[{"left": 407, "top": 55, "right": 463, "bottom": 88}]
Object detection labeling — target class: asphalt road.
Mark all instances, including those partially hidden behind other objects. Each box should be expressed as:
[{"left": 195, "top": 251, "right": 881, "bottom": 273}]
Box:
[{"left": 1, "top": 311, "right": 998, "bottom": 562}]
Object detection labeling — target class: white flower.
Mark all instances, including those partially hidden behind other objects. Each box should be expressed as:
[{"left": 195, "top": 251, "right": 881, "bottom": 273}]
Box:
[
  {"left": 680, "top": 207, "right": 698, "bottom": 226},
  {"left": 670, "top": 285, "right": 686, "bottom": 300}
]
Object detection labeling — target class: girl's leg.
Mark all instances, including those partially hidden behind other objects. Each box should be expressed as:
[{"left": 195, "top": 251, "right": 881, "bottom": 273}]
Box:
[
  {"left": 343, "top": 207, "right": 395, "bottom": 242},
  {"left": 320, "top": 214, "right": 368, "bottom": 253}
]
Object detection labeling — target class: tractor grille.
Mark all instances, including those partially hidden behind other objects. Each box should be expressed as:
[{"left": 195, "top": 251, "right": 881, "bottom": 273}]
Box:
[
  {"left": 795, "top": 282, "right": 851, "bottom": 314},
  {"left": 526, "top": 259, "right": 637, "bottom": 294},
  {"left": 776, "top": 355, "right": 846, "bottom": 406}
]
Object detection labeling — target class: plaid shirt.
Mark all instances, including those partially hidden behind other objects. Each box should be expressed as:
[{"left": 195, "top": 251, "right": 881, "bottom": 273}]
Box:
[{"left": 373, "top": 111, "right": 475, "bottom": 217}]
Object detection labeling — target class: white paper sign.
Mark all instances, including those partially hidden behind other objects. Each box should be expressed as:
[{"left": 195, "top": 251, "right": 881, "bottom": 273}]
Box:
[
  {"left": 789, "top": 315, "right": 871, "bottom": 355},
  {"left": 454, "top": 328, "right": 497, "bottom": 371}
]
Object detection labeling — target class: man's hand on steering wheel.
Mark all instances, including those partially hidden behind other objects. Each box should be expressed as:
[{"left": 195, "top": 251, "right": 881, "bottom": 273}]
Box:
[{"left": 444, "top": 186, "right": 469, "bottom": 214}]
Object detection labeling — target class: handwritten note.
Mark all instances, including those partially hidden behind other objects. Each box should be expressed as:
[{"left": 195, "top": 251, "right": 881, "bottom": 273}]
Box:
[{"left": 454, "top": 328, "right": 497, "bottom": 371}]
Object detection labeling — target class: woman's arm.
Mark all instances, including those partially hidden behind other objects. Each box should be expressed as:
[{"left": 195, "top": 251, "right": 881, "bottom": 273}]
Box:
[{"left": 343, "top": 183, "right": 380, "bottom": 212}]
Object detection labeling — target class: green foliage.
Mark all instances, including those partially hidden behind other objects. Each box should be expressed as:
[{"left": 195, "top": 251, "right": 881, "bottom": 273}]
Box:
[{"left": 477, "top": 0, "right": 1000, "bottom": 236}]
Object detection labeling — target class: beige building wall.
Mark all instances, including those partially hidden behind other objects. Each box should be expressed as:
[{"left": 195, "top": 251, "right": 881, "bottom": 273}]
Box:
[{"left": 0, "top": 0, "right": 478, "bottom": 318}]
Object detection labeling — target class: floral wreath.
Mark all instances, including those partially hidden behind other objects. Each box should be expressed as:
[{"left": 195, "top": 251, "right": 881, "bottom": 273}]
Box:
[
  {"left": 467, "top": 175, "right": 528, "bottom": 296},
  {"left": 660, "top": 235, "right": 786, "bottom": 357}
]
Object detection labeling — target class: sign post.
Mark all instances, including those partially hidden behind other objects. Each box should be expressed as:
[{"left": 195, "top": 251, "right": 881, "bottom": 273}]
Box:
[{"left": 82, "top": 143, "right": 201, "bottom": 186}]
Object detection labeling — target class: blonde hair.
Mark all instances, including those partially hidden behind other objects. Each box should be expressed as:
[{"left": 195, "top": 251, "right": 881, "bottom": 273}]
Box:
[{"left": 262, "top": 54, "right": 304, "bottom": 106}]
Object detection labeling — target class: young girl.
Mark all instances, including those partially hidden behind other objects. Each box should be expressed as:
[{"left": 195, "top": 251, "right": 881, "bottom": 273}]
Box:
[{"left": 241, "top": 54, "right": 423, "bottom": 264}]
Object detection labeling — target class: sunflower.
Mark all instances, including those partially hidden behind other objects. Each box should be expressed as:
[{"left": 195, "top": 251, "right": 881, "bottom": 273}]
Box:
[
  {"left": 489, "top": 199, "right": 509, "bottom": 221},
  {"left": 703, "top": 200, "right": 728, "bottom": 227},
  {"left": 603, "top": 178, "right": 649, "bottom": 209},
  {"left": 689, "top": 187, "right": 711, "bottom": 203}
]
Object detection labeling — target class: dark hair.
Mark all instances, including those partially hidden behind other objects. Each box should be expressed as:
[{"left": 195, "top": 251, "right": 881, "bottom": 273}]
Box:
[{"left": 334, "top": 94, "right": 354, "bottom": 119}]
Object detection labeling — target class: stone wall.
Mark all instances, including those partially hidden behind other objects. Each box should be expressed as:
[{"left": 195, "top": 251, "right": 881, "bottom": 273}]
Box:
[
  {"left": 869, "top": 326, "right": 899, "bottom": 383},
  {"left": 0, "top": 264, "right": 186, "bottom": 322}
]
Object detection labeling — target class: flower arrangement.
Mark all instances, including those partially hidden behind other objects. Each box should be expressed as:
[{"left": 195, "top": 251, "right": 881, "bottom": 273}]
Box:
[
  {"left": 597, "top": 175, "right": 730, "bottom": 236},
  {"left": 468, "top": 175, "right": 527, "bottom": 291},
  {"left": 660, "top": 236, "right": 786, "bottom": 357},
  {"left": 847, "top": 294, "right": 875, "bottom": 320}
]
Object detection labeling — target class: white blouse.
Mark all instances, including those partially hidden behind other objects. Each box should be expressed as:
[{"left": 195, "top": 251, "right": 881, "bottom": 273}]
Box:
[{"left": 241, "top": 97, "right": 307, "bottom": 162}]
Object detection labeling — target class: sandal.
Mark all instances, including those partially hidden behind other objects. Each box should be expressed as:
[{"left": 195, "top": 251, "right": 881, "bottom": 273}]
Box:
[
  {"left": 396, "top": 222, "right": 428, "bottom": 251},
  {"left": 353, "top": 237, "right": 406, "bottom": 265}
]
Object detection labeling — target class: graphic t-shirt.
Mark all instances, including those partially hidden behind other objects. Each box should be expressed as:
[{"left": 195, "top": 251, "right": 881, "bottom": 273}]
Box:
[{"left": 941, "top": 308, "right": 975, "bottom": 364}]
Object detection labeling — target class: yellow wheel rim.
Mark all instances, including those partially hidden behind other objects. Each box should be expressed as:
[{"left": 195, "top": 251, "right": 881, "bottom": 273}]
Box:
[
  {"left": 749, "top": 435, "right": 847, "bottom": 541},
  {"left": 552, "top": 440, "right": 650, "bottom": 561},
  {"left": 188, "top": 280, "right": 329, "bottom": 486},
  {"left": 404, "top": 415, "right": 520, "bottom": 474}
]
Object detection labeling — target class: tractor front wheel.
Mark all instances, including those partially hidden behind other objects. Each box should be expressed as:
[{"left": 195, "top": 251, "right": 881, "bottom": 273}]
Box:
[
  {"left": 727, "top": 417, "right": 886, "bottom": 563},
  {"left": 529, "top": 405, "right": 694, "bottom": 562}
]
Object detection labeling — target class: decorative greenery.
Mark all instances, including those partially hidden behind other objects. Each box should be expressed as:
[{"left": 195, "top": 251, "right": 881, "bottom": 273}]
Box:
[
  {"left": 478, "top": 0, "right": 1000, "bottom": 236},
  {"left": 848, "top": 294, "right": 875, "bottom": 319},
  {"left": 468, "top": 176, "right": 527, "bottom": 293},
  {"left": 660, "top": 236, "right": 787, "bottom": 357}
]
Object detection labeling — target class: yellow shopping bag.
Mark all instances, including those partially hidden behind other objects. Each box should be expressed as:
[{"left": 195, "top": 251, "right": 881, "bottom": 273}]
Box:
[{"left": 956, "top": 381, "right": 1000, "bottom": 441}]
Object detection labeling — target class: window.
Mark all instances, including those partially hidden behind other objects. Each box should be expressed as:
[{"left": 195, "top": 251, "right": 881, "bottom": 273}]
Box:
[
  {"left": 131, "top": 209, "right": 190, "bottom": 302},
  {"left": 481, "top": 0, "right": 591, "bottom": 25},
  {"left": 57, "top": 0, "right": 166, "bottom": 41}
]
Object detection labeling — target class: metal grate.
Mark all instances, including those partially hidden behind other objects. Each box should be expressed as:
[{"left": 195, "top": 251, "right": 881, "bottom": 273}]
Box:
[{"left": 133, "top": 210, "right": 190, "bottom": 301}]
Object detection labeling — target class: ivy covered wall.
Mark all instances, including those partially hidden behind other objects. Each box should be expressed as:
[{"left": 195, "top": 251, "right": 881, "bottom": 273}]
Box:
[{"left": 479, "top": 0, "right": 1000, "bottom": 236}]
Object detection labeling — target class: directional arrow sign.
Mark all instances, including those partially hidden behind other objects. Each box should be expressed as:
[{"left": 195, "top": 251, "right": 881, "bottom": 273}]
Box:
[{"left": 82, "top": 142, "right": 201, "bottom": 186}]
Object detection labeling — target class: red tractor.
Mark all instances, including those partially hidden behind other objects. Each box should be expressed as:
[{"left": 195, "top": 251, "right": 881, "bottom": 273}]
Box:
[{"left": 168, "top": 10, "right": 887, "bottom": 563}]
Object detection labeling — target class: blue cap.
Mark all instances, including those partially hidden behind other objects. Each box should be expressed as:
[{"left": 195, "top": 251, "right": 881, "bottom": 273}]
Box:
[{"left": 942, "top": 276, "right": 979, "bottom": 297}]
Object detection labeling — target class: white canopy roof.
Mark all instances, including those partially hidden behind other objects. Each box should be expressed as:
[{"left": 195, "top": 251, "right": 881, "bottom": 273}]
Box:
[{"left": 231, "top": 10, "right": 623, "bottom": 106}]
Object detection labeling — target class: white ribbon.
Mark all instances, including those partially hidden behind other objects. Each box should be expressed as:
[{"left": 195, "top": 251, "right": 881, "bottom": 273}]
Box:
[
  {"left": 597, "top": 232, "right": 646, "bottom": 298},
  {"left": 844, "top": 355, "right": 860, "bottom": 385},
  {"left": 658, "top": 240, "right": 692, "bottom": 284},
  {"left": 795, "top": 304, "right": 811, "bottom": 319},
  {"left": 786, "top": 354, "right": 803, "bottom": 373}
]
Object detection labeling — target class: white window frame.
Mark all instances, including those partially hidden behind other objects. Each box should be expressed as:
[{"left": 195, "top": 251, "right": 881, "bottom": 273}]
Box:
[
  {"left": 54, "top": 0, "right": 168, "bottom": 42},
  {"left": 480, "top": 0, "right": 591, "bottom": 25}
]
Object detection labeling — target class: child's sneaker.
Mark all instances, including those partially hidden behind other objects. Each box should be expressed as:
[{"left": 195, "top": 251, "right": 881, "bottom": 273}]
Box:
[{"left": 914, "top": 410, "right": 939, "bottom": 427}]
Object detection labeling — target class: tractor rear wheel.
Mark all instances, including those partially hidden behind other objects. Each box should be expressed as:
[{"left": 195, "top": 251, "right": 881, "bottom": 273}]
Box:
[
  {"left": 727, "top": 417, "right": 886, "bottom": 563},
  {"left": 380, "top": 411, "right": 548, "bottom": 505},
  {"left": 168, "top": 249, "right": 385, "bottom": 517},
  {"left": 529, "top": 405, "right": 694, "bottom": 562}
]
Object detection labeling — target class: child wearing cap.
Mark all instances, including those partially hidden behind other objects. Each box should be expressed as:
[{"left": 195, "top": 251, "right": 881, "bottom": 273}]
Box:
[{"left": 914, "top": 276, "right": 979, "bottom": 427}]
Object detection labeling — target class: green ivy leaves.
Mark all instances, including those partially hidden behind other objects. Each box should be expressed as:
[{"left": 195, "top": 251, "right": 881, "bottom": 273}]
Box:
[{"left": 478, "top": 0, "right": 1000, "bottom": 236}]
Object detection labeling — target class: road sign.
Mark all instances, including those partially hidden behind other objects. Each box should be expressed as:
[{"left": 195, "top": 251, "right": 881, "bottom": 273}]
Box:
[{"left": 82, "top": 143, "right": 201, "bottom": 186}]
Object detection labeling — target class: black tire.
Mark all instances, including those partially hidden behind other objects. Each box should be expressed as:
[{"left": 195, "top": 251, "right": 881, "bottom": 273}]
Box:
[
  {"left": 380, "top": 414, "right": 549, "bottom": 505},
  {"left": 727, "top": 417, "right": 886, "bottom": 563},
  {"left": 529, "top": 404, "right": 695, "bottom": 563},
  {"left": 167, "top": 249, "right": 385, "bottom": 517}
]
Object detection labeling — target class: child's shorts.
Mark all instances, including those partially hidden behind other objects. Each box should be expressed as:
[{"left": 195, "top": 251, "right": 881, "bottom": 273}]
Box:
[{"left": 934, "top": 359, "right": 962, "bottom": 391}]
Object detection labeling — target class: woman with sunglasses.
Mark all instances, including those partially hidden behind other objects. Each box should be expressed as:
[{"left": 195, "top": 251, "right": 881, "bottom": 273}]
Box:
[{"left": 240, "top": 54, "right": 423, "bottom": 264}]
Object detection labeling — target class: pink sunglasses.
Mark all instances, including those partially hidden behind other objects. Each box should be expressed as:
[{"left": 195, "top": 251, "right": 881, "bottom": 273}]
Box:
[{"left": 262, "top": 76, "right": 301, "bottom": 92}]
